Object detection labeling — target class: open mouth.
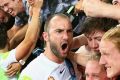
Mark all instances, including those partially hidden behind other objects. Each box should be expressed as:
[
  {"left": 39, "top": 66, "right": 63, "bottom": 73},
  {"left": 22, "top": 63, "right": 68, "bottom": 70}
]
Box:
[
  {"left": 8, "top": 8, "right": 14, "bottom": 16},
  {"left": 8, "top": 9, "right": 12, "bottom": 14},
  {"left": 61, "top": 43, "right": 68, "bottom": 50}
]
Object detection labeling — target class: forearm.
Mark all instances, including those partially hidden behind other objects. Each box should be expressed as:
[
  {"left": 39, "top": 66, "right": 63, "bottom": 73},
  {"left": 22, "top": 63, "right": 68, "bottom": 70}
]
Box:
[
  {"left": 71, "top": 34, "right": 87, "bottom": 49},
  {"left": 10, "top": 24, "right": 28, "bottom": 49},
  {"left": 24, "top": 8, "right": 40, "bottom": 42},
  {"left": 20, "top": 0, "right": 43, "bottom": 63},
  {"left": 82, "top": 0, "right": 120, "bottom": 20},
  {"left": 15, "top": 7, "right": 41, "bottom": 61},
  {"left": 68, "top": 52, "right": 90, "bottom": 66},
  {"left": 19, "top": 12, "right": 40, "bottom": 61},
  {"left": 102, "top": 4, "right": 120, "bottom": 20},
  {"left": 22, "top": 38, "right": 37, "bottom": 62},
  {"left": 7, "top": 25, "right": 21, "bottom": 40}
]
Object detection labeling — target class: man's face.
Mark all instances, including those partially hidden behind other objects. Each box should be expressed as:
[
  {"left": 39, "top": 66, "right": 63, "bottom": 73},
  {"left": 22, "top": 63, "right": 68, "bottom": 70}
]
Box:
[
  {"left": 85, "top": 60, "right": 107, "bottom": 80},
  {"left": 48, "top": 16, "right": 73, "bottom": 60},
  {"left": 85, "top": 30, "right": 105, "bottom": 52},
  {"left": 99, "top": 40, "right": 120, "bottom": 78},
  {"left": 0, "top": 0, "right": 22, "bottom": 16}
]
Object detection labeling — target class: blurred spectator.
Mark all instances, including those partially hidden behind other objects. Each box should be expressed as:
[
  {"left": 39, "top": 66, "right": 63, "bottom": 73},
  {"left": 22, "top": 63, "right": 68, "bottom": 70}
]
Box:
[
  {"left": 85, "top": 53, "right": 109, "bottom": 80},
  {"left": 69, "top": 17, "right": 118, "bottom": 80},
  {"left": 0, "top": 0, "right": 41, "bottom": 79},
  {"left": 78, "top": 17, "right": 118, "bottom": 53},
  {"left": 72, "top": 17, "right": 118, "bottom": 54},
  {"left": 99, "top": 26, "right": 120, "bottom": 79}
]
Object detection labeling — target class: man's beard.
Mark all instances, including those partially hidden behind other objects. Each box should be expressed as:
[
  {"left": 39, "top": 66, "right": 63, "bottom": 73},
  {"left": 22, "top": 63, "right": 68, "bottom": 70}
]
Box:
[{"left": 49, "top": 39, "right": 66, "bottom": 61}]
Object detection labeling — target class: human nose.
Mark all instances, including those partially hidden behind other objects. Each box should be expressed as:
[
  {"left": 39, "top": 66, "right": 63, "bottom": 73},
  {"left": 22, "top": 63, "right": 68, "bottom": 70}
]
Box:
[
  {"left": 91, "top": 40, "right": 98, "bottom": 50},
  {"left": 63, "top": 32, "right": 69, "bottom": 40},
  {"left": 99, "top": 55, "right": 106, "bottom": 65},
  {"left": 86, "top": 76, "right": 93, "bottom": 80}
]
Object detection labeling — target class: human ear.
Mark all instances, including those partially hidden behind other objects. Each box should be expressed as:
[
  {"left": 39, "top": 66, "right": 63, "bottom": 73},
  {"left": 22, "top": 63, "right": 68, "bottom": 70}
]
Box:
[{"left": 42, "top": 32, "right": 49, "bottom": 42}]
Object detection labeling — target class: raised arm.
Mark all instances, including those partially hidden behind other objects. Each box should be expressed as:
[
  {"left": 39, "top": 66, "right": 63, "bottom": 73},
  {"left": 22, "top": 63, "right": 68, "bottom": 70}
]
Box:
[
  {"left": 6, "top": 0, "right": 43, "bottom": 76},
  {"left": 75, "top": 0, "right": 120, "bottom": 20},
  {"left": 9, "top": 24, "right": 28, "bottom": 49},
  {"left": 15, "top": 0, "right": 43, "bottom": 61},
  {"left": 82, "top": 0, "right": 120, "bottom": 20},
  {"left": 68, "top": 51, "right": 90, "bottom": 66}
]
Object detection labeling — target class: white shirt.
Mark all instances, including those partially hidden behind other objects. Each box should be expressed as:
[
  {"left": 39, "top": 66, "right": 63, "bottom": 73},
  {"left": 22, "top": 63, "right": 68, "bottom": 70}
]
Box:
[
  {"left": 19, "top": 53, "right": 71, "bottom": 80},
  {"left": 0, "top": 49, "right": 18, "bottom": 80}
]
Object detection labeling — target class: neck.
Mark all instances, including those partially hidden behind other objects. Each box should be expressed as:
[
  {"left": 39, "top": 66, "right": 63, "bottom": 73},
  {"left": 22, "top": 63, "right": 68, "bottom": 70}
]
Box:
[{"left": 44, "top": 47, "right": 64, "bottom": 64}]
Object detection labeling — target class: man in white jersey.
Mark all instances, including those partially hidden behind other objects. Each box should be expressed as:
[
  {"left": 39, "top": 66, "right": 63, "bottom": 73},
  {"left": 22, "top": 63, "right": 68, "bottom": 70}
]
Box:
[{"left": 19, "top": 13, "right": 76, "bottom": 80}]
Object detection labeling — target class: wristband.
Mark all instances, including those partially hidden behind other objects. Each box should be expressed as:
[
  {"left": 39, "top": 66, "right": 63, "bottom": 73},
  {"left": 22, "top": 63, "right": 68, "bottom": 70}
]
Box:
[{"left": 19, "top": 60, "right": 25, "bottom": 65}]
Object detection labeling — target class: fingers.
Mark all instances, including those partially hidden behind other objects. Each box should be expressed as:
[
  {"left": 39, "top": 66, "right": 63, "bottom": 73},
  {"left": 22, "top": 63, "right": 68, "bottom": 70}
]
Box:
[
  {"left": 7, "top": 64, "right": 12, "bottom": 70},
  {"left": 27, "top": 0, "right": 43, "bottom": 8},
  {"left": 27, "top": 0, "right": 34, "bottom": 6},
  {"left": 6, "top": 62, "right": 21, "bottom": 77},
  {"left": 9, "top": 72, "right": 16, "bottom": 77},
  {"left": 28, "top": 0, "right": 43, "bottom": 15},
  {"left": 6, "top": 68, "right": 17, "bottom": 77}
]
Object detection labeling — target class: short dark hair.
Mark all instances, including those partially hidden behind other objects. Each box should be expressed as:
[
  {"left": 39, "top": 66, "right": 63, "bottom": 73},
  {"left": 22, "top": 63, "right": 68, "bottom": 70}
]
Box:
[
  {"left": 0, "top": 24, "right": 8, "bottom": 49},
  {"left": 44, "top": 13, "right": 70, "bottom": 32},
  {"left": 81, "top": 17, "right": 118, "bottom": 35}
]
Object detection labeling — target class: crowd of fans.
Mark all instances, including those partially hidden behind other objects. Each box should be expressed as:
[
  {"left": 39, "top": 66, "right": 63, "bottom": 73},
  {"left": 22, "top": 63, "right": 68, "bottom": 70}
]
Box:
[{"left": 0, "top": 0, "right": 120, "bottom": 80}]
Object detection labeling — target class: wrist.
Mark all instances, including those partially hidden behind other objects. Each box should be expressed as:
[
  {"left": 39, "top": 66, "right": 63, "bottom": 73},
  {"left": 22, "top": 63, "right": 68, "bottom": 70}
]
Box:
[{"left": 19, "top": 60, "right": 25, "bottom": 66}]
